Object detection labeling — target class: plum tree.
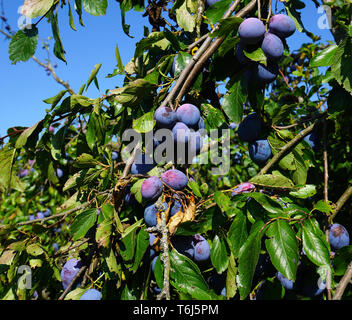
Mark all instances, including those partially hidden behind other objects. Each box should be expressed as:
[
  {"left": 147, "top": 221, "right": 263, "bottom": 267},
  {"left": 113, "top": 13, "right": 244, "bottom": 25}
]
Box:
[
  {"left": 141, "top": 176, "right": 163, "bottom": 201},
  {"left": 237, "top": 113, "right": 262, "bottom": 142},
  {"left": 261, "top": 32, "right": 284, "bottom": 61},
  {"left": 161, "top": 169, "right": 188, "bottom": 190},
  {"left": 154, "top": 106, "right": 177, "bottom": 129},
  {"left": 269, "top": 14, "right": 296, "bottom": 39},
  {"left": 328, "top": 223, "right": 350, "bottom": 250},
  {"left": 248, "top": 139, "right": 272, "bottom": 164},
  {"left": 80, "top": 289, "right": 102, "bottom": 300},
  {"left": 176, "top": 103, "right": 200, "bottom": 129},
  {"left": 238, "top": 17, "right": 265, "bottom": 45}
]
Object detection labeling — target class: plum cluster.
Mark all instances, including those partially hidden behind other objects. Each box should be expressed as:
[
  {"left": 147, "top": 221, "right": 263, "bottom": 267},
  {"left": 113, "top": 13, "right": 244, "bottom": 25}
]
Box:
[
  {"left": 154, "top": 103, "right": 205, "bottom": 163},
  {"left": 236, "top": 113, "right": 272, "bottom": 164},
  {"left": 236, "top": 14, "right": 296, "bottom": 85},
  {"left": 141, "top": 169, "right": 188, "bottom": 226}
]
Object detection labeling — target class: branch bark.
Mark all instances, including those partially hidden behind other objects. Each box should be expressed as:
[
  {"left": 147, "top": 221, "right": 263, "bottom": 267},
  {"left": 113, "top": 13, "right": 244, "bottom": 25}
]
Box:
[
  {"left": 332, "top": 261, "right": 352, "bottom": 300},
  {"left": 330, "top": 185, "right": 352, "bottom": 222}
]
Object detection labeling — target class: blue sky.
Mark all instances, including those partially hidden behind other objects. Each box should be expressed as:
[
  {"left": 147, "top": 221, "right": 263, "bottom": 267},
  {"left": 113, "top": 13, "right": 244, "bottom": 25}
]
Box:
[{"left": 0, "top": 0, "right": 333, "bottom": 138}]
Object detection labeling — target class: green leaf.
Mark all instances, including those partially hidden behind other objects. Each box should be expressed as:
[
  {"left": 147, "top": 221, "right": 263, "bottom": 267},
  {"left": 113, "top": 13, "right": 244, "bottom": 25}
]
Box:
[
  {"left": 170, "top": 249, "right": 218, "bottom": 300},
  {"left": 246, "top": 192, "right": 284, "bottom": 215},
  {"left": 86, "top": 63, "right": 102, "bottom": 91},
  {"left": 114, "top": 44, "right": 125, "bottom": 75},
  {"left": 50, "top": 125, "right": 68, "bottom": 160},
  {"left": 188, "top": 180, "right": 202, "bottom": 198},
  {"left": 222, "top": 77, "right": 247, "bottom": 123},
  {"left": 70, "top": 208, "right": 97, "bottom": 240},
  {"left": 26, "top": 244, "right": 44, "bottom": 257},
  {"left": 153, "top": 255, "right": 164, "bottom": 289},
  {"left": 120, "top": 228, "right": 137, "bottom": 263},
  {"left": 209, "top": 17, "right": 243, "bottom": 39},
  {"left": 243, "top": 47, "right": 267, "bottom": 65},
  {"left": 50, "top": 11, "right": 66, "bottom": 63},
  {"left": 173, "top": 52, "right": 192, "bottom": 77},
  {"left": 73, "top": 153, "right": 99, "bottom": 168},
  {"left": 214, "top": 191, "right": 231, "bottom": 213},
  {"left": 75, "top": 0, "right": 85, "bottom": 26},
  {"left": 310, "top": 44, "right": 338, "bottom": 67},
  {"left": 210, "top": 235, "right": 229, "bottom": 274},
  {"left": 68, "top": 1, "right": 77, "bottom": 31},
  {"left": 43, "top": 90, "right": 68, "bottom": 107},
  {"left": 131, "top": 227, "right": 149, "bottom": 273},
  {"left": 132, "top": 111, "right": 155, "bottom": 133},
  {"left": 201, "top": 103, "right": 226, "bottom": 129},
  {"left": 20, "top": 0, "right": 55, "bottom": 18},
  {"left": 0, "top": 148, "right": 24, "bottom": 193},
  {"left": 130, "top": 179, "right": 144, "bottom": 204},
  {"left": 82, "top": 0, "right": 108, "bottom": 16},
  {"left": 15, "top": 121, "right": 42, "bottom": 149},
  {"left": 9, "top": 27, "right": 38, "bottom": 64},
  {"left": 226, "top": 253, "right": 237, "bottom": 298},
  {"left": 237, "top": 221, "right": 265, "bottom": 299},
  {"left": 265, "top": 219, "right": 299, "bottom": 281},
  {"left": 249, "top": 174, "right": 295, "bottom": 189},
  {"left": 227, "top": 211, "right": 248, "bottom": 258},
  {"left": 332, "top": 245, "right": 352, "bottom": 276},
  {"left": 289, "top": 184, "right": 317, "bottom": 199},
  {"left": 204, "top": 0, "right": 233, "bottom": 24},
  {"left": 176, "top": 0, "right": 196, "bottom": 32},
  {"left": 331, "top": 37, "right": 352, "bottom": 95},
  {"left": 302, "top": 219, "right": 331, "bottom": 267},
  {"left": 134, "top": 32, "right": 167, "bottom": 59},
  {"left": 313, "top": 200, "right": 333, "bottom": 214}
]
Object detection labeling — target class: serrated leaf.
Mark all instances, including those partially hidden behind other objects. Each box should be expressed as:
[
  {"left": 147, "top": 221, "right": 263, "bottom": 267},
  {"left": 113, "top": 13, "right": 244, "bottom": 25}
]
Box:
[
  {"left": 204, "top": 0, "right": 233, "bottom": 24},
  {"left": 265, "top": 220, "right": 299, "bottom": 281},
  {"left": 237, "top": 221, "right": 265, "bottom": 300},
  {"left": 249, "top": 174, "right": 294, "bottom": 189},
  {"left": 26, "top": 244, "right": 44, "bottom": 256},
  {"left": 210, "top": 235, "right": 229, "bottom": 274},
  {"left": 9, "top": 27, "right": 38, "bottom": 64},
  {"left": 302, "top": 219, "right": 331, "bottom": 267},
  {"left": 82, "top": 0, "right": 108, "bottom": 16},
  {"left": 227, "top": 211, "right": 248, "bottom": 258},
  {"left": 310, "top": 44, "right": 338, "bottom": 67},
  {"left": 70, "top": 208, "right": 97, "bottom": 240},
  {"left": 20, "top": 0, "right": 55, "bottom": 18},
  {"left": 170, "top": 249, "right": 218, "bottom": 300},
  {"left": 289, "top": 184, "right": 316, "bottom": 199}
]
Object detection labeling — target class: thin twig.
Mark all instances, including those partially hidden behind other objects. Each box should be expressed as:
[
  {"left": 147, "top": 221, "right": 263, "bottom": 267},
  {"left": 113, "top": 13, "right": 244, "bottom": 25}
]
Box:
[
  {"left": 323, "top": 119, "right": 329, "bottom": 203},
  {"left": 266, "top": 0, "right": 272, "bottom": 23},
  {"left": 332, "top": 261, "right": 352, "bottom": 300},
  {"left": 257, "top": 0, "right": 261, "bottom": 20},
  {"left": 330, "top": 185, "right": 352, "bottom": 222},
  {"left": 259, "top": 122, "right": 320, "bottom": 175},
  {"left": 58, "top": 265, "right": 87, "bottom": 300}
]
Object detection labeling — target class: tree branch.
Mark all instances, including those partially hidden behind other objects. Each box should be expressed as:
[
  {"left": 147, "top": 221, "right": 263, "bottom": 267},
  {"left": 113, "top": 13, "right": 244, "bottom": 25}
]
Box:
[
  {"left": 332, "top": 261, "right": 352, "bottom": 300},
  {"left": 330, "top": 185, "right": 352, "bottom": 222}
]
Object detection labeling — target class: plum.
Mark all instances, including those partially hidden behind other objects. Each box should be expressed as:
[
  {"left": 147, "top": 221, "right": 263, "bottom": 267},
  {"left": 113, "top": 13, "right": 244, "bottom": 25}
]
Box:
[
  {"left": 249, "top": 139, "right": 272, "bottom": 164},
  {"left": 188, "top": 131, "right": 203, "bottom": 155},
  {"left": 303, "top": 131, "right": 320, "bottom": 151},
  {"left": 36, "top": 212, "right": 44, "bottom": 219},
  {"left": 231, "top": 182, "right": 255, "bottom": 196},
  {"left": 130, "top": 153, "right": 156, "bottom": 175},
  {"left": 172, "top": 122, "right": 191, "bottom": 144},
  {"left": 228, "top": 122, "right": 238, "bottom": 130},
  {"left": 152, "top": 256, "right": 158, "bottom": 272},
  {"left": 154, "top": 106, "right": 177, "bottom": 129},
  {"left": 172, "top": 236, "right": 195, "bottom": 259},
  {"left": 206, "top": 0, "right": 220, "bottom": 7},
  {"left": 144, "top": 202, "right": 169, "bottom": 226},
  {"left": 237, "top": 113, "right": 262, "bottom": 142},
  {"left": 255, "top": 62, "right": 279, "bottom": 84},
  {"left": 80, "top": 288, "right": 102, "bottom": 300},
  {"left": 56, "top": 168, "right": 63, "bottom": 179},
  {"left": 198, "top": 117, "right": 205, "bottom": 130},
  {"left": 261, "top": 32, "right": 284, "bottom": 61},
  {"left": 60, "top": 258, "right": 82, "bottom": 290},
  {"left": 28, "top": 214, "right": 35, "bottom": 221},
  {"left": 43, "top": 209, "right": 51, "bottom": 217},
  {"left": 235, "top": 42, "right": 252, "bottom": 65},
  {"left": 269, "top": 14, "right": 296, "bottom": 39},
  {"left": 193, "top": 235, "right": 210, "bottom": 262},
  {"left": 170, "top": 198, "right": 183, "bottom": 216},
  {"left": 18, "top": 169, "right": 29, "bottom": 178},
  {"left": 141, "top": 176, "right": 163, "bottom": 201},
  {"left": 328, "top": 223, "right": 350, "bottom": 250},
  {"left": 176, "top": 103, "right": 200, "bottom": 129},
  {"left": 238, "top": 17, "right": 265, "bottom": 45},
  {"left": 124, "top": 191, "right": 138, "bottom": 206},
  {"left": 112, "top": 151, "right": 118, "bottom": 160},
  {"left": 161, "top": 169, "right": 188, "bottom": 190},
  {"left": 276, "top": 272, "right": 296, "bottom": 290}
]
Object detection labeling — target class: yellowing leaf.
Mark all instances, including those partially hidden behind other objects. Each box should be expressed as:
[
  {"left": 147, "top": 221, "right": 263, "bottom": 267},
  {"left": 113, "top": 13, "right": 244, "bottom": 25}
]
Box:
[{"left": 20, "top": 0, "right": 55, "bottom": 19}]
